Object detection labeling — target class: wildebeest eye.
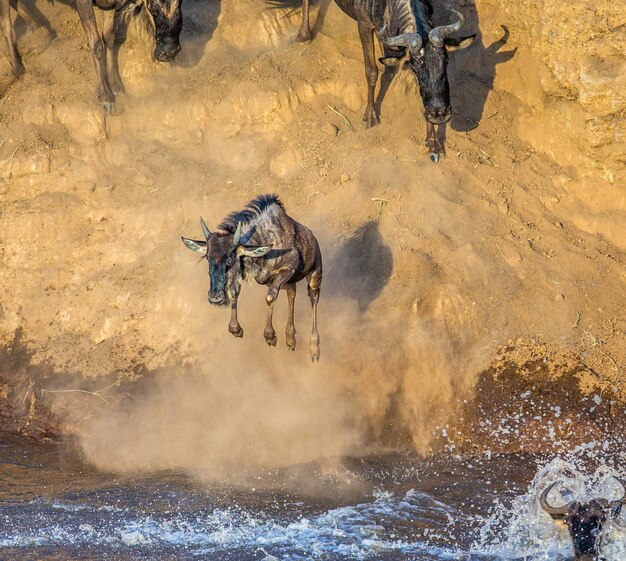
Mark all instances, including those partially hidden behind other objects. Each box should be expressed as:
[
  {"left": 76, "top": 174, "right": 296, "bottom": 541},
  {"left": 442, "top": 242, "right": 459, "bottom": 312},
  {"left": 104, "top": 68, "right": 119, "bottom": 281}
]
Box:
[{"left": 226, "top": 256, "right": 236, "bottom": 266}]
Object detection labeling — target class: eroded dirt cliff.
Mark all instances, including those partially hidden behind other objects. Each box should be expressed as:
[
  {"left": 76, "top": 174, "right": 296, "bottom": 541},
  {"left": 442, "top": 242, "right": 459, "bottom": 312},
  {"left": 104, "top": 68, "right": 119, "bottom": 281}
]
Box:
[{"left": 0, "top": 0, "right": 624, "bottom": 466}]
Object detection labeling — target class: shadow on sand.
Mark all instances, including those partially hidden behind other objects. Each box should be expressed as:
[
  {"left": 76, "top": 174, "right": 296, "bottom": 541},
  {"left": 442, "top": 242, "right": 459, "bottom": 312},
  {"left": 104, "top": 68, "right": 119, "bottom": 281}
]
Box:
[{"left": 329, "top": 220, "right": 393, "bottom": 315}]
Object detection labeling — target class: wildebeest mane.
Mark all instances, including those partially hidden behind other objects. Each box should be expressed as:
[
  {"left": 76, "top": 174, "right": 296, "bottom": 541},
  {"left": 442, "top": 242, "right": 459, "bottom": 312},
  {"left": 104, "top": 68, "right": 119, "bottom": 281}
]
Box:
[
  {"left": 410, "top": 0, "right": 432, "bottom": 35},
  {"left": 218, "top": 194, "right": 285, "bottom": 233}
]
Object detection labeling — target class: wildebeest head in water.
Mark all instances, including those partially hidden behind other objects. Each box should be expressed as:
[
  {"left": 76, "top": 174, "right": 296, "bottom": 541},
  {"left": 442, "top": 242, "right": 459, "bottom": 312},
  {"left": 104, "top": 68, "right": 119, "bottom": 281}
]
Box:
[{"left": 540, "top": 478, "right": 626, "bottom": 561}]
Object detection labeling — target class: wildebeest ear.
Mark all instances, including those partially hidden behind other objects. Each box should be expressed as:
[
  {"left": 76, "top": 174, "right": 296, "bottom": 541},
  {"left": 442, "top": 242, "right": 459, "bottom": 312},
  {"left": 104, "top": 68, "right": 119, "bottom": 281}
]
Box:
[
  {"left": 445, "top": 34, "right": 476, "bottom": 51},
  {"left": 181, "top": 237, "right": 207, "bottom": 253},
  {"left": 236, "top": 245, "right": 272, "bottom": 258}
]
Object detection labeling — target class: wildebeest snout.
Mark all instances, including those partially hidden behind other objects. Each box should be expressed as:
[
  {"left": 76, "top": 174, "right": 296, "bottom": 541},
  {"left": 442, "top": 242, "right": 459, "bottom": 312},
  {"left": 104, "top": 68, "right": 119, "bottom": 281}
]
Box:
[
  {"left": 155, "top": 40, "right": 181, "bottom": 62},
  {"left": 426, "top": 106, "right": 452, "bottom": 125},
  {"left": 208, "top": 291, "right": 228, "bottom": 306}
]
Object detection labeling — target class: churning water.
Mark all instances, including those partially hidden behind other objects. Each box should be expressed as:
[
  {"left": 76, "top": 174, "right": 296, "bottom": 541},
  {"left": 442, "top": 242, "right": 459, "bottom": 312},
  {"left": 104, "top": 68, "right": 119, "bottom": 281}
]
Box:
[{"left": 1, "top": 440, "right": 625, "bottom": 561}]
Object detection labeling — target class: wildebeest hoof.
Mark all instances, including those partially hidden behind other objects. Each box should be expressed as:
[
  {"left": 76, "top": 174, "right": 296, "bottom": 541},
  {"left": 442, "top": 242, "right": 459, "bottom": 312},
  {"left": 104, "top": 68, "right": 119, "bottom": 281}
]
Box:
[
  {"left": 310, "top": 336, "right": 320, "bottom": 362},
  {"left": 296, "top": 29, "right": 312, "bottom": 42},
  {"left": 100, "top": 100, "right": 115, "bottom": 114},
  {"left": 229, "top": 326, "right": 244, "bottom": 338},
  {"left": 429, "top": 152, "right": 440, "bottom": 163},
  {"left": 286, "top": 339, "right": 296, "bottom": 351},
  {"left": 265, "top": 334, "right": 278, "bottom": 347},
  {"left": 12, "top": 63, "right": 25, "bottom": 78},
  {"left": 363, "top": 112, "right": 379, "bottom": 128}
]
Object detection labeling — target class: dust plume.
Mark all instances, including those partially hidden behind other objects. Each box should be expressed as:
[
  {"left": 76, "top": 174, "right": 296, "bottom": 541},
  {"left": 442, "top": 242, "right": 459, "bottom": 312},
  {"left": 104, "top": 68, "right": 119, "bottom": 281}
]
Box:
[{"left": 78, "top": 205, "right": 488, "bottom": 479}]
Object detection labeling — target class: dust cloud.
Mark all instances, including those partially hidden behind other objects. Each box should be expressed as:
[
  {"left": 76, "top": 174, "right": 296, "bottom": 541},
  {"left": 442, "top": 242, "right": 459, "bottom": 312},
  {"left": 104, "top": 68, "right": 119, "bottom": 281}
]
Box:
[{"left": 78, "top": 210, "right": 487, "bottom": 479}]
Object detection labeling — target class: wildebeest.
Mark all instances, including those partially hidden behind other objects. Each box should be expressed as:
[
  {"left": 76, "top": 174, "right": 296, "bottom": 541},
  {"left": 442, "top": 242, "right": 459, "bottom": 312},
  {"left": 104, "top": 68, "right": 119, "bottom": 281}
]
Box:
[
  {"left": 540, "top": 478, "right": 626, "bottom": 561},
  {"left": 0, "top": 0, "right": 183, "bottom": 111},
  {"left": 297, "top": 0, "right": 474, "bottom": 162},
  {"left": 181, "top": 195, "right": 323, "bottom": 362}
]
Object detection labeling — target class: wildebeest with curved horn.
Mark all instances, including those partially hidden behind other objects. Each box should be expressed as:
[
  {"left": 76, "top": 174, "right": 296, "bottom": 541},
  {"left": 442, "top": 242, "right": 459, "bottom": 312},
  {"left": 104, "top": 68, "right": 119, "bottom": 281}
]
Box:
[
  {"left": 540, "top": 478, "right": 626, "bottom": 561},
  {"left": 297, "top": 0, "right": 474, "bottom": 162},
  {"left": 181, "top": 195, "right": 323, "bottom": 362},
  {"left": 0, "top": 0, "right": 183, "bottom": 111}
]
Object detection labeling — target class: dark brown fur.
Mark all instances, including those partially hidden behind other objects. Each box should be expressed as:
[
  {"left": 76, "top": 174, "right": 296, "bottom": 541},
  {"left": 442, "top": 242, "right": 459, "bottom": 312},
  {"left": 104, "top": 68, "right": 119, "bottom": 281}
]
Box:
[
  {"left": 0, "top": 0, "right": 182, "bottom": 111},
  {"left": 295, "top": 0, "right": 473, "bottom": 162},
  {"left": 182, "top": 194, "right": 323, "bottom": 362}
]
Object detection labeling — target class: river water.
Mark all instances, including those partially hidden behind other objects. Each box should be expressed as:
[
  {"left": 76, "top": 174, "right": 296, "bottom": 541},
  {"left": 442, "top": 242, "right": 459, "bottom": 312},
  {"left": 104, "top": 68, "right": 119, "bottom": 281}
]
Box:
[{"left": 1, "top": 439, "right": 625, "bottom": 561}]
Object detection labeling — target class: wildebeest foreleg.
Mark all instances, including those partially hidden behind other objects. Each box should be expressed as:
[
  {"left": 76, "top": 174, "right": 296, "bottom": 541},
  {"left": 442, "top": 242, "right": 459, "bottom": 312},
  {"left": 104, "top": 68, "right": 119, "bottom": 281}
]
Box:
[
  {"left": 425, "top": 122, "right": 444, "bottom": 163},
  {"left": 102, "top": 8, "right": 125, "bottom": 95},
  {"left": 0, "top": 0, "right": 24, "bottom": 76},
  {"left": 358, "top": 23, "right": 379, "bottom": 128},
  {"left": 296, "top": 0, "right": 312, "bottom": 42},
  {"left": 264, "top": 297, "right": 278, "bottom": 347},
  {"left": 75, "top": 0, "right": 115, "bottom": 112},
  {"left": 228, "top": 297, "right": 243, "bottom": 338},
  {"left": 285, "top": 283, "right": 297, "bottom": 351},
  {"left": 307, "top": 270, "right": 321, "bottom": 362}
]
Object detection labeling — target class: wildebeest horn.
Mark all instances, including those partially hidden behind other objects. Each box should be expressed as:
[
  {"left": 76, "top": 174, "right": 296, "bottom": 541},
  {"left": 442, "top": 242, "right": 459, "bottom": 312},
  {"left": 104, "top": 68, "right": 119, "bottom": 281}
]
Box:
[
  {"left": 200, "top": 217, "right": 211, "bottom": 239},
  {"left": 609, "top": 477, "right": 626, "bottom": 507},
  {"left": 379, "top": 25, "right": 423, "bottom": 54},
  {"left": 540, "top": 482, "right": 572, "bottom": 515},
  {"left": 231, "top": 222, "right": 242, "bottom": 249},
  {"left": 429, "top": 9, "right": 465, "bottom": 48}
]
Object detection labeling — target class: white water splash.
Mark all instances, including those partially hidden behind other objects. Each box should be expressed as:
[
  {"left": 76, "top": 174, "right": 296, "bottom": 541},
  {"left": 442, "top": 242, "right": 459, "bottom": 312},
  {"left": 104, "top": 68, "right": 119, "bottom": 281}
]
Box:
[{"left": 473, "top": 444, "right": 626, "bottom": 560}]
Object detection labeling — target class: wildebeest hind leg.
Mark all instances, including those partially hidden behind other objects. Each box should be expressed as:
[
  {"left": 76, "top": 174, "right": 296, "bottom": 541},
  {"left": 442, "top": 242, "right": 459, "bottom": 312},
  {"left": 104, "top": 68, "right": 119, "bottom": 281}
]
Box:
[
  {"left": 264, "top": 268, "right": 295, "bottom": 347},
  {"left": 75, "top": 0, "right": 115, "bottom": 112},
  {"left": 285, "top": 283, "right": 297, "bottom": 351},
  {"left": 0, "top": 0, "right": 24, "bottom": 76},
  {"left": 103, "top": 9, "right": 125, "bottom": 95},
  {"left": 307, "top": 270, "right": 321, "bottom": 362},
  {"left": 358, "top": 23, "right": 379, "bottom": 127},
  {"left": 296, "top": 0, "right": 312, "bottom": 42}
]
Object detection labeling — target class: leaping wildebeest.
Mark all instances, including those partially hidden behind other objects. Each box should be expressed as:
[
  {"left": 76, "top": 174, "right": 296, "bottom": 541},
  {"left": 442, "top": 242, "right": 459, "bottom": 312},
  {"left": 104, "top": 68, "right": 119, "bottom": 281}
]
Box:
[
  {"left": 540, "top": 478, "right": 626, "bottom": 561},
  {"left": 181, "top": 195, "right": 323, "bottom": 362},
  {"left": 0, "top": 0, "right": 183, "bottom": 111},
  {"left": 297, "top": 0, "right": 474, "bottom": 162}
]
